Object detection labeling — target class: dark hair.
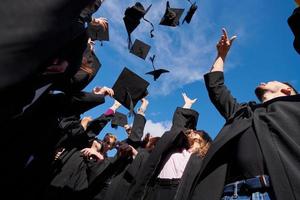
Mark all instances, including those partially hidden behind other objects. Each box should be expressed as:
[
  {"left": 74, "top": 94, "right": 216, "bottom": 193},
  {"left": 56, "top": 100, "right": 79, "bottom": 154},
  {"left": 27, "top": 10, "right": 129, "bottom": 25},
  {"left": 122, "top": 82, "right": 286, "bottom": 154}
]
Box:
[{"left": 283, "top": 82, "right": 298, "bottom": 94}]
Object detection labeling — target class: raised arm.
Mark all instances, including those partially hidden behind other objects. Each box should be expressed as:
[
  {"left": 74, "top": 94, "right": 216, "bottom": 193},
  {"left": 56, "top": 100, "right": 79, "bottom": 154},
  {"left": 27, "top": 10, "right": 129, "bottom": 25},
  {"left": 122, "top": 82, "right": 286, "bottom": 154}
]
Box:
[
  {"left": 205, "top": 28, "right": 241, "bottom": 120},
  {"left": 127, "top": 98, "right": 149, "bottom": 144},
  {"left": 170, "top": 93, "right": 199, "bottom": 131},
  {"left": 85, "top": 100, "right": 121, "bottom": 138}
]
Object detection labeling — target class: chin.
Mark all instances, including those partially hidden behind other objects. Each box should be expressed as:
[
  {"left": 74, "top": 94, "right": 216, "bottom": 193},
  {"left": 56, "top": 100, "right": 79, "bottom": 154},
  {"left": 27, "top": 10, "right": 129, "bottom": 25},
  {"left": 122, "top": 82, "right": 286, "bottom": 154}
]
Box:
[{"left": 255, "top": 87, "right": 265, "bottom": 102}]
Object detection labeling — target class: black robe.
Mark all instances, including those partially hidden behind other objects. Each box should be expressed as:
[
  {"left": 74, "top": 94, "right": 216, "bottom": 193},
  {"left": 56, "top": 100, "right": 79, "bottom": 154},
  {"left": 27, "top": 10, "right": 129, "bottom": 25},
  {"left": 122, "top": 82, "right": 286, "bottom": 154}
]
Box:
[
  {"left": 43, "top": 111, "right": 114, "bottom": 200},
  {"left": 126, "top": 107, "right": 199, "bottom": 200},
  {"left": 103, "top": 114, "right": 148, "bottom": 200},
  {"left": 88, "top": 113, "right": 147, "bottom": 200},
  {"left": 19, "top": 94, "right": 108, "bottom": 200},
  {"left": 0, "top": 0, "right": 94, "bottom": 118},
  {"left": 188, "top": 71, "right": 300, "bottom": 200}
]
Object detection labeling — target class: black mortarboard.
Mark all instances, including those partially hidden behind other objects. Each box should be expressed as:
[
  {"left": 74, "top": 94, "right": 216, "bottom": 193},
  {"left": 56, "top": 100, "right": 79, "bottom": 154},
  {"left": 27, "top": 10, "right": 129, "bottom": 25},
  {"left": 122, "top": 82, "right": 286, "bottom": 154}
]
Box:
[
  {"left": 112, "top": 67, "right": 149, "bottom": 115},
  {"left": 182, "top": 2, "right": 198, "bottom": 24},
  {"left": 82, "top": 45, "right": 101, "bottom": 75},
  {"left": 111, "top": 112, "right": 128, "bottom": 128},
  {"left": 87, "top": 21, "right": 109, "bottom": 42},
  {"left": 79, "top": 0, "right": 103, "bottom": 23},
  {"left": 130, "top": 39, "right": 151, "bottom": 60},
  {"left": 146, "top": 55, "right": 170, "bottom": 81},
  {"left": 288, "top": 7, "right": 300, "bottom": 54},
  {"left": 159, "top": 1, "right": 184, "bottom": 27},
  {"left": 123, "top": 2, "right": 153, "bottom": 48}
]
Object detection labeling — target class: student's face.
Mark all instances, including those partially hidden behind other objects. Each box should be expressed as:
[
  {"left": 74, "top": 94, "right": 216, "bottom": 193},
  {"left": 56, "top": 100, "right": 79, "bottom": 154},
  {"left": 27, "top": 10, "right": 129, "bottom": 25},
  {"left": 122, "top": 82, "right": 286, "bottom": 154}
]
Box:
[
  {"left": 103, "top": 138, "right": 115, "bottom": 152},
  {"left": 255, "top": 81, "right": 291, "bottom": 101}
]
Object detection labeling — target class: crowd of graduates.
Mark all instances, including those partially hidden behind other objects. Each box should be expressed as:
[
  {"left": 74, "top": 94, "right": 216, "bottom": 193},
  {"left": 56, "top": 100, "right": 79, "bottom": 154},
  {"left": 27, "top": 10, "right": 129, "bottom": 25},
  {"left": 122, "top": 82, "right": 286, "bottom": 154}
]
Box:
[{"left": 0, "top": 0, "right": 300, "bottom": 200}]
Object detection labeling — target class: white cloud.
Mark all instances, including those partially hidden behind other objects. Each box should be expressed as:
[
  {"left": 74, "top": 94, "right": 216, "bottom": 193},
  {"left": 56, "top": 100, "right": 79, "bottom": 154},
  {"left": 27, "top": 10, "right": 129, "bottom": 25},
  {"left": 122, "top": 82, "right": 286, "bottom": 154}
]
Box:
[
  {"left": 143, "top": 120, "right": 172, "bottom": 137},
  {"left": 96, "top": 0, "right": 247, "bottom": 96}
]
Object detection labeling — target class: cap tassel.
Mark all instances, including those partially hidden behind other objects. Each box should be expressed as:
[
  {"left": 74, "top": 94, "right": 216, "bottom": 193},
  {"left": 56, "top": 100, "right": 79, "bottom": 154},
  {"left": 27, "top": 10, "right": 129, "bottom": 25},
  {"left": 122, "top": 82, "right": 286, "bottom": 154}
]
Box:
[
  {"left": 143, "top": 17, "right": 155, "bottom": 38},
  {"left": 182, "top": 2, "right": 197, "bottom": 24},
  {"left": 126, "top": 89, "right": 135, "bottom": 117}
]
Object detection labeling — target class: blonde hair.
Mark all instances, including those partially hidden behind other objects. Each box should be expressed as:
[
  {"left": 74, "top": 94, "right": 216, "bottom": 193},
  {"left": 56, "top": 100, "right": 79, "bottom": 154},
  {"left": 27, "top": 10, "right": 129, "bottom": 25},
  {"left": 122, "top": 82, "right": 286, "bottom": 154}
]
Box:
[{"left": 186, "top": 130, "right": 212, "bottom": 158}]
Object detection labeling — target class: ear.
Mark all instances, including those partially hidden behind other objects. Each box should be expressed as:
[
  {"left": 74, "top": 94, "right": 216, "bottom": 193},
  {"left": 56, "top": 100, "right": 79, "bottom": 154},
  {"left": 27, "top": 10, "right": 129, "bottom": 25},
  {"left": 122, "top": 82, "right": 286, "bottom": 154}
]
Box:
[{"left": 281, "top": 88, "right": 292, "bottom": 96}]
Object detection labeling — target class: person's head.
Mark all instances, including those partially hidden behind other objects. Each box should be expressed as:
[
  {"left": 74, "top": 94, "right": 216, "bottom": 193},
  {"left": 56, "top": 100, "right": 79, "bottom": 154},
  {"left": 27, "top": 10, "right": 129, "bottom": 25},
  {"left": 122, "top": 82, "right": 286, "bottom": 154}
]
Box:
[
  {"left": 255, "top": 81, "right": 298, "bottom": 102},
  {"left": 142, "top": 133, "right": 160, "bottom": 152},
  {"left": 185, "top": 129, "right": 212, "bottom": 158},
  {"left": 102, "top": 133, "right": 117, "bottom": 153}
]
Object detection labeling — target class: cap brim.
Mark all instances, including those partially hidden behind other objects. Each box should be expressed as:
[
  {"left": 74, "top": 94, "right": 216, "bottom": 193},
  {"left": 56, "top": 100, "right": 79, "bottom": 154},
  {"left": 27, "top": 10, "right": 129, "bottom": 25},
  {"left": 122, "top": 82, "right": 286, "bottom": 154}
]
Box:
[
  {"left": 124, "top": 16, "right": 140, "bottom": 34},
  {"left": 87, "top": 23, "right": 109, "bottom": 41},
  {"left": 160, "top": 8, "right": 185, "bottom": 27},
  {"left": 146, "top": 69, "right": 170, "bottom": 81},
  {"left": 130, "top": 39, "right": 151, "bottom": 60},
  {"left": 112, "top": 67, "right": 150, "bottom": 110}
]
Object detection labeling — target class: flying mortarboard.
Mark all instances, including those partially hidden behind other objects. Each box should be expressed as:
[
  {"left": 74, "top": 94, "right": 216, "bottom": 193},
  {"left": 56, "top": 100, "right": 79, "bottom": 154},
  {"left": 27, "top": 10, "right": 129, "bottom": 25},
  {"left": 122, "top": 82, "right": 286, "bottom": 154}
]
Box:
[
  {"left": 130, "top": 39, "right": 151, "bottom": 60},
  {"left": 288, "top": 7, "right": 300, "bottom": 54},
  {"left": 111, "top": 112, "right": 128, "bottom": 128},
  {"left": 160, "top": 1, "right": 184, "bottom": 27},
  {"left": 123, "top": 2, "right": 154, "bottom": 49},
  {"left": 87, "top": 20, "right": 109, "bottom": 43},
  {"left": 112, "top": 67, "right": 149, "bottom": 116},
  {"left": 182, "top": 2, "right": 198, "bottom": 24},
  {"left": 146, "top": 55, "right": 170, "bottom": 81}
]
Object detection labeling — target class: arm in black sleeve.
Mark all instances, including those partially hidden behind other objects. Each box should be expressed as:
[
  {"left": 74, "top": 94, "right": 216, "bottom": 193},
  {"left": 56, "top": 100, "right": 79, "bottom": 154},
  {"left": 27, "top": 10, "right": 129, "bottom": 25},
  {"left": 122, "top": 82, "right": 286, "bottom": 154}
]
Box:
[
  {"left": 85, "top": 112, "right": 114, "bottom": 138},
  {"left": 68, "top": 91, "right": 105, "bottom": 115},
  {"left": 126, "top": 114, "right": 146, "bottom": 147},
  {"left": 204, "top": 71, "right": 241, "bottom": 121},
  {"left": 126, "top": 107, "right": 199, "bottom": 200}
]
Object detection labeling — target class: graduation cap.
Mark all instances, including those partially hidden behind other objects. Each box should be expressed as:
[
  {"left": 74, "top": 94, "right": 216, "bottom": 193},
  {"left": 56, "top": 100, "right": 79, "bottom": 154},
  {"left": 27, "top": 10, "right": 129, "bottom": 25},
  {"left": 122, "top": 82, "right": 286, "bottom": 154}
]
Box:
[
  {"left": 87, "top": 20, "right": 109, "bottom": 43},
  {"left": 111, "top": 112, "right": 128, "bottom": 128},
  {"left": 112, "top": 67, "right": 149, "bottom": 116},
  {"left": 159, "top": 1, "right": 184, "bottom": 27},
  {"left": 182, "top": 2, "right": 198, "bottom": 24},
  {"left": 288, "top": 7, "right": 300, "bottom": 54},
  {"left": 82, "top": 43, "right": 101, "bottom": 74},
  {"left": 123, "top": 2, "right": 154, "bottom": 49},
  {"left": 146, "top": 55, "right": 170, "bottom": 81},
  {"left": 130, "top": 39, "right": 151, "bottom": 60}
]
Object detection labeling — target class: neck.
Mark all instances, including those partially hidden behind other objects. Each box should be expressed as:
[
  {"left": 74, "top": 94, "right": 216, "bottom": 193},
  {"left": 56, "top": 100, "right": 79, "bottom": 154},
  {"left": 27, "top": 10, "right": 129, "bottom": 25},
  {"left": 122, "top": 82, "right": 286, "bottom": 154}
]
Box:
[{"left": 262, "top": 92, "right": 287, "bottom": 103}]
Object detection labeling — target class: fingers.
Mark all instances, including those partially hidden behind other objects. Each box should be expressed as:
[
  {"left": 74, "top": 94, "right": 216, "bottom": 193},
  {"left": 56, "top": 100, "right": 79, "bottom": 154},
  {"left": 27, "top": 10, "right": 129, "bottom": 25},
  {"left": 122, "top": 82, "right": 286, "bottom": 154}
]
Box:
[
  {"left": 93, "top": 86, "right": 114, "bottom": 96},
  {"left": 230, "top": 35, "right": 237, "bottom": 43},
  {"left": 222, "top": 28, "right": 228, "bottom": 40}
]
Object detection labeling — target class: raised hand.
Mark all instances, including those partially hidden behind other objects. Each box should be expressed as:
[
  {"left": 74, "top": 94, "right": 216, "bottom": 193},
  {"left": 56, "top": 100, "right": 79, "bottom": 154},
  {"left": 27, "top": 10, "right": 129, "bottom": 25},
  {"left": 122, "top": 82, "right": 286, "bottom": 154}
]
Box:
[
  {"left": 93, "top": 86, "right": 114, "bottom": 96},
  {"left": 182, "top": 93, "right": 197, "bottom": 109},
  {"left": 216, "top": 28, "right": 237, "bottom": 59},
  {"left": 81, "top": 116, "right": 93, "bottom": 130},
  {"left": 92, "top": 17, "right": 109, "bottom": 32},
  {"left": 138, "top": 98, "right": 149, "bottom": 115}
]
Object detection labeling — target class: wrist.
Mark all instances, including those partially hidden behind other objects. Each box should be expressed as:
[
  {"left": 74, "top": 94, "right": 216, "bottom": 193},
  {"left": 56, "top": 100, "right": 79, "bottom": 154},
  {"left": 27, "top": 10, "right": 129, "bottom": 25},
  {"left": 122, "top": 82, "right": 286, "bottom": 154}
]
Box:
[{"left": 183, "top": 103, "right": 192, "bottom": 109}]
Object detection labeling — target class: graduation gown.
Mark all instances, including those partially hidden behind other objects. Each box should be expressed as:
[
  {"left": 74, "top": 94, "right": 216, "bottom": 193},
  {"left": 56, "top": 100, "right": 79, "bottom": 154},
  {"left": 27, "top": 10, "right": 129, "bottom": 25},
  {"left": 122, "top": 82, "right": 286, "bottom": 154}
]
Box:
[
  {"left": 188, "top": 71, "right": 300, "bottom": 200},
  {"left": 173, "top": 154, "right": 203, "bottom": 200},
  {"left": 126, "top": 107, "right": 199, "bottom": 200},
  {"left": 43, "top": 111, "right": 114, "bottom": 200},
  {"left": 88, "top": 113, "right": 147, "bottom": 200},
  {"left": 102, "top": 114, "right": 148, "bottom": 200},
  {"left": 0, "top": 0, "right": 94, "bottom": 118}
]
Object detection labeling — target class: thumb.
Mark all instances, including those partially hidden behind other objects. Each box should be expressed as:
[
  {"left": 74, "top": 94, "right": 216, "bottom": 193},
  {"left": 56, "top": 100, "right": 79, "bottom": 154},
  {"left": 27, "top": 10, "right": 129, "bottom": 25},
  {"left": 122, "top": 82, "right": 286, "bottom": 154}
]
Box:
[{"left": 230, "top": 35, "right": 237, "bottom": 43}]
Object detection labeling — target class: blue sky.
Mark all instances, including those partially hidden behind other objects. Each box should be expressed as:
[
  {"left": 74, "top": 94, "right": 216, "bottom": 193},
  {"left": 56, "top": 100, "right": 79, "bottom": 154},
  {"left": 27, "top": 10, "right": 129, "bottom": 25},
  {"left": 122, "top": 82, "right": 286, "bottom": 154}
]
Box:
[{"left": 83, "top": 0, "right": 300, "bottom": 155}]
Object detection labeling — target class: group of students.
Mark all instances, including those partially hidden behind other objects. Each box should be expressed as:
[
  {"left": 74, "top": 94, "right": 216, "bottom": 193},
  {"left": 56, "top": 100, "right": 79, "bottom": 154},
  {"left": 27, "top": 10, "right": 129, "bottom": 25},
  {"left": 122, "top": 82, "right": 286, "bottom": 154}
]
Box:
[{"left": 0, "top": 0, "right": 300, "bottom": 200}]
